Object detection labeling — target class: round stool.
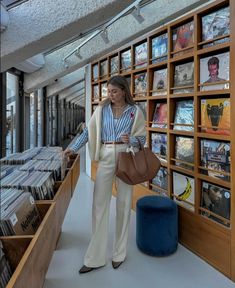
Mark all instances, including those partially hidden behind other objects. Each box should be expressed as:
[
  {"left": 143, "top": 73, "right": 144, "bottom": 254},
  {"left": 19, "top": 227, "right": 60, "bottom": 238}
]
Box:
[{"left": 136, "top": 195, "right": 178, "bottom": 256}]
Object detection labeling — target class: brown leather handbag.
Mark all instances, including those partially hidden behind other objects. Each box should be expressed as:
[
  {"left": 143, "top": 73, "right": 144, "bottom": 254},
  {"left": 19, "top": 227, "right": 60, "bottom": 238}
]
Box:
[{"left": 116, "top": 140, "right": 161, "bottom": 185}]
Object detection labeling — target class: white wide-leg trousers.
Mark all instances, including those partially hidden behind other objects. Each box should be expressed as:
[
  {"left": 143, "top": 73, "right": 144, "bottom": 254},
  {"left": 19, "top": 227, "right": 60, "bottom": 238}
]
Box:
[{"left": 84, "top": 143, "right": 133, "bottom": 267}]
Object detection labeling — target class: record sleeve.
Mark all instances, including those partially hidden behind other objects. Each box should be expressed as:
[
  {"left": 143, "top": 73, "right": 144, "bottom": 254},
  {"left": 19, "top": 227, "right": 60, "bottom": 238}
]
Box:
[
  {"left": 121, "top": 50, "right": 131, "bottom": 71},
  {"left": 135, "top": 42, "right": 148, "bottom": 68},
  {"left": 101, "top": 82, "right": 107, "bottom": 99},
  {"left": 173, "top": 62, "right": 194, "bottom": 93},
  {"left": 92, "top": 85, "right": 99, "bottom": 102},
  {"left": 173, "top": 100, "right": 194, "bottom": 131},
  {"left": 92, "top": 64, "right": 98, "bottom": 80},
  {"left": 100, "top": 60, "right": 108, "bottom": 77},
  {"left": 201, "top": 181, "right": 230, "bottom": 226},
  {"left": 172, "top": 21, "right": 194, "bottom": 54},
  {"left": 152, "top": 33, "right": 168, "bottom": 63},
  {"left": 152, "top": 167, "right": 168, "bottom": 191},
  {"left": 175, "top": 136, "right": 194, "bottom": 170},
  {"left": 201, "top": 98, "right": 230, "bottom": 135},
  {"left": 134, "top": 73, "right": 147, "bottom": 97},
  {"left": 152, "top": 68, "right": 167, "bottom": 96},
  {"left": 151, "top": 103, "right": 167, "bottom": 128},
  {"left": 110, "top": 55, "right": 118, "bottom": 75},
  {"left": 136, "top": 101, "right": 147, "bottom": 121},
  {"left": 151, "top": 133, "right": 167, "bottom": 160}
]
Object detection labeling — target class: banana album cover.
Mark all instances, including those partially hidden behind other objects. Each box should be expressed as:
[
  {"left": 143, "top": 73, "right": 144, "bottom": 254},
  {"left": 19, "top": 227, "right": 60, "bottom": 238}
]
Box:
[
  {"left": 152, "top": 68, "right": 167, "bottom": 96},
  {"left": 201, "top": 98, "right": 230, "bottom": 135},
  {"left": 173, "top": 171, "right": 195, "bottom": 211},
  {"left": 201, "top": 181, "right": 230, "bottom": 227},
  {"left": 135, "top": 42, "right": 148, "bottom": 69}
]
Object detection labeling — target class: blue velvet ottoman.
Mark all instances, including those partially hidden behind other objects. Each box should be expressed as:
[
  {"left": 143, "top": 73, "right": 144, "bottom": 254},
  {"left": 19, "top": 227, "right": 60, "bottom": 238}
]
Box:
[{"left": 136, "top": 195, "right": 178, "bottom": 256}]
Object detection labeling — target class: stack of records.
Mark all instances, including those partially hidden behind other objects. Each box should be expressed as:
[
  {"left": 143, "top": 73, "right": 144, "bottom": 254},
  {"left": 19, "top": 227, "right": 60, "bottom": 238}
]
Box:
[
  {"left": 0, "top": 147, "right": 42, "bottom": 165},
  {"left": 0, "top": 190, "right": 41, "bottom": 236},
  {"left": 0, "top": 165, "right": 21, "bottom": 180},
  {"left": 0, "top": 240, "right": 12, "bottom": 287},
  {"left": 33, "top": 146, "right": 63, "bottom": 161},
  {"left": 0, "top": 171, "right": 55, "bottom": 200}
]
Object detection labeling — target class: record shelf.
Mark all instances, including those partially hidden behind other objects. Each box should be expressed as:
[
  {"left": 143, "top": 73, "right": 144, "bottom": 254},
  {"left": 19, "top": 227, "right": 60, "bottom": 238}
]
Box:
[
  {"left": 90, "top": 0, "right": 235, "bottom": 281},
  {"left": 0, "top": 154, "right": 80, "bottom": 288}
]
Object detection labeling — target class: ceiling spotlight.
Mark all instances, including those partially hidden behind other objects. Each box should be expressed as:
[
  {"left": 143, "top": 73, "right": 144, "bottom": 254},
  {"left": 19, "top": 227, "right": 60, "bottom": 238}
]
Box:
[{"left": 132, "top": 4, "right": 144, "bottom": 23}]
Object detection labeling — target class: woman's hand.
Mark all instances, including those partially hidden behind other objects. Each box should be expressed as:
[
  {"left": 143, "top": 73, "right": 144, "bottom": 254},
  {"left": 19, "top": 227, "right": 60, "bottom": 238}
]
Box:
[
  {"left": 63, "top": 148, "right": 74, "bottom": 158},
  {"left": 121, "top": 133, "right": 130, "bottom": 143}
]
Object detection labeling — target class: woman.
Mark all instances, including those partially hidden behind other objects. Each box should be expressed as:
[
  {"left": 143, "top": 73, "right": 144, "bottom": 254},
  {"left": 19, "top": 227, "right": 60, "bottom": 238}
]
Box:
[{"left": 64, "top": 75, "right": 146, "bottom": 273}]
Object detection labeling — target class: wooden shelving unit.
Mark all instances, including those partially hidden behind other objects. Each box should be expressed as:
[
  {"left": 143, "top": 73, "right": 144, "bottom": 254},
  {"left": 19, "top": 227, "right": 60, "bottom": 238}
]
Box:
[
  {"left": 90, "top": 0, "right": 235, "bottom": 281},
  {"left": 0, "top": 154, "right": 80, "bottom": 288}
]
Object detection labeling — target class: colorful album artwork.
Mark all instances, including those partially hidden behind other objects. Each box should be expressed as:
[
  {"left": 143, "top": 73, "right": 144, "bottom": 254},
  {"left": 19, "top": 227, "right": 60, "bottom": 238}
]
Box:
[
  {"left": 151, "top": 133, "right": 167, "bottom": 160},
  {"left": 173, "top": 100, "right": 194, "bottom": 131},
  {"left": 152, "top": 68, "right": 167, "bottom": 96},
  {"left": 172, "top": 21, "right": 194, "bottom": 53},
  {"left": 152, "top": 33, "right": 168, "bottom": 63},
  {"left": 151, "top": 103, "right": 167, "bottom": 128},
  {"left": 201, "top": 98, "right": 230, "bottom": 135},
  {"left": 121, "top": 50, "right": 131, "bottom": 71},
  {"left": 134, "top": 73, "right": 147, "bottom": 97},
  {"left": 135, "top": 42, "right": 148, "bottom": 69},
  {"left": 92, "top": 85, "right": 99, "bottom": 102},
  {"left": 200, "top": 52, "right": 230, "bottom": 91},
  {"left": 152, "top": 167, "right": 168, "bottom": 192},
  {"left": 110, "top": 56, "right": 119, "bottom": 75}
]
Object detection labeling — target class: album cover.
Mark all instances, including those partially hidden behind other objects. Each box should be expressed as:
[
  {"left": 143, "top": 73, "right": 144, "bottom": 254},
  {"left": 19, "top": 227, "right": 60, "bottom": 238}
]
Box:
[
  {"left": 152, "top": 68, "right": 167, "bottom": 96},
  {"left": 135, "top": 42, "right": 148, "bottom": 69},
  {"left": 172, "top": 21, "right": 194, "bottom": 54},
  {"left": 201, "top": 98, "right": 230, "bottom": 135},
  {"left": 151, "top": 133, "right": 167, "bottom": 160},
  {"left": 151, "top": 103, "right": 167, "bottom": 128},
  {"left": 121, "top": 49, "right": 131, "bottom": 71},
  {"left": 136, "top": 101, "right": 147, "bottom": 121},
  {"left": 110, "top": 55, "right": 119, "bottom": 75},
  {"left": 175, "top": 136, "right": 194, "bottom": 170},
  {"left": 201, "top": 181, "right": 230, "bottom": 226},
  {"left": 152, "top": 167, "right": 168, "bottom": 191},
  {"left": 100, "top": 60, "right": 108, "bottom": 77},
  {"left": 101, "top": 82, "right": 107, "bottom": 99},
  {"left": 152, "top": 33, "right": 168, "bottom": 63},
  {"left": 202, "top": 6, "right": 230, "bottom": 42},
  {"left": 173, "top": 62, "right": 194, "bottom": 93},
  {"left": 134, "top": 73, "right": 147, "bottom": 97},
  {"left": 200, "top": 52, "right": 229, "bottom": 91},
  {"left": 92, "top": 64, "right": 98, "bottom": 80},
  {"left": 200, "top": 139, "right": 230, "bottom": 181},
  {"left": 92, "top": 85, "right": 99, "bottom": 102},
  {"left": 173, "top": 100, "right": 194, "bottom": 131},
  {"left": 173, "top": 171, "right": 195, "bottom": 211}
]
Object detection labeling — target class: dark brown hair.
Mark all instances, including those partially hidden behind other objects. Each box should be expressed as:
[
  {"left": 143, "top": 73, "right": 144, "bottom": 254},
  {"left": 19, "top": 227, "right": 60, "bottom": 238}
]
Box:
[{"left": 101, "top": 75, "right": 135, "bottom": 106}]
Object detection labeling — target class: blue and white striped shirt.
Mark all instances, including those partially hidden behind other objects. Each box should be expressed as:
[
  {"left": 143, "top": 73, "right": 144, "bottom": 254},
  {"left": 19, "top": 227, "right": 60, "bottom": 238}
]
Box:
[{"left": 71, "top": 104, "right": 146, "bottom": 153}]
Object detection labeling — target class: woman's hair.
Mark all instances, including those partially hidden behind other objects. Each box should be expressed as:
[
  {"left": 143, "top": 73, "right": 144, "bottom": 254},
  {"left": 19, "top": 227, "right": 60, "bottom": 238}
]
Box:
[{"left": 101, "top": 75, "right": 135, "bottom": 106}]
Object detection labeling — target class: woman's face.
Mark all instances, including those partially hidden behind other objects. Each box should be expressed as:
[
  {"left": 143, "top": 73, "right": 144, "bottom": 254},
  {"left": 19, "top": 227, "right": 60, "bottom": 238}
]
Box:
[{"left": 107, "top": 84, "right": 126, "bottom": 105}]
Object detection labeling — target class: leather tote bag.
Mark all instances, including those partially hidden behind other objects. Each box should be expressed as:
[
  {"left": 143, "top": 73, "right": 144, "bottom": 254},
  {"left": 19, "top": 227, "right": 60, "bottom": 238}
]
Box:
[{"left": 116, "top": 140, "right": 161, "bottom": 185}]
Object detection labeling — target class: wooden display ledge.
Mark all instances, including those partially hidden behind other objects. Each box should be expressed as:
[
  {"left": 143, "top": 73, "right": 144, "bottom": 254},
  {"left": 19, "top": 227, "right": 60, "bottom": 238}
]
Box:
[{"left": 1, "top": 154, "right": 80, "bottom": 288}]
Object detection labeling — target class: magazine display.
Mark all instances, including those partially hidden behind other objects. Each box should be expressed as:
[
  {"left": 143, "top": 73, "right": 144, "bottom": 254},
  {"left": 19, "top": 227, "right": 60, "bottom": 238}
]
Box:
[
  {"left": 121, "top": 50, "right": 131, "bottom": 71},
  {"left": 172, "top": 21, "right": 194, "bottom": 54},
  {"left": 173, "top": 100, "right": 194, "bottom": 131},
  {"left": 201, "top": 181, "right": 230, "bottom": 226},
  {"left": 92, "top": 64, "right": 98, "bottom": 80},
  {"left": 136, "top": 101, "right": 147, "bottom": 121},
  {"left": 151, "top": 133, "right": 167, "bottom": 160},
  {"left": 200, "top": 52, "right": 229, "bottom": 91},
  {"left": 175, "top": 136, "right": 194, "bottom": 170},
  {"left": 151, "top": 103, "right": 167, "bottom": 128},
  {"left": 152, "top": 33, "right": 168, "bottom": 63},
  {"left": 200, "top": 139, "right": 230, "bottom": 181},
  {"left": 100, "top": 60, "right": 108, "bottom": 77},
  {"left": 134, "top": 73, "right": 147, "bottom": 97},
  {"left": 202, "top": 6, "right": 230, "bottom": 43},
  {"left": 101, "top": 82, "right": 107, "bottom": 99},
  {"left": 110, "top": 55, "right": 118, "bottom": 75},
  {"left": 152, "top": 167, "right": 168, "bottom": 193},
  {"left": 173, "top": 171, "right": 195, "bottom": 211},
  {"left": 201, "top": 98, "right": 230, "bottom": 135},
  {"left": 173, "top": 62, "right": 194, "bottom": 93},
  {"left": 0, "top": 240, "right": 12, "bottom": 287},
  {"left": 135, "top": 42, "right": 148, "bottom": 68},
  {"left": 152, "top": 68, "right": 167, "bottom": 96},
  {"left": 93, "top": 85, "right": 99, "bottom": 102}
]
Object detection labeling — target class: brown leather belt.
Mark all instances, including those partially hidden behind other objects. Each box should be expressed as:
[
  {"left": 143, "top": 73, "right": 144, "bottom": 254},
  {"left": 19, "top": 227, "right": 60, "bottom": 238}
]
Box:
[{"left": 102, "top": 141, "right": 124, "bottom": 144}]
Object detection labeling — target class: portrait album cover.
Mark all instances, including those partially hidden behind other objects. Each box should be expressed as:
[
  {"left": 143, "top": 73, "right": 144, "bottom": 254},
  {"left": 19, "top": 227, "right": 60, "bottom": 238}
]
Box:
[
  {"left": 151, "top": 103, "right": 167, "bottom": 128},
  {"left": 152, "top": 167, "right": 168, "bottom": 191},
  {"left": 172, "top": 21, "right": 194, "bottom": 54},
  {"left": 121, "top": 50, "right": 131, "bottom": 71},
  {"left": 200, "top": 139, "right": 230, "bottom": 182},
  {"left": 201, "top": 98, "right": 230, "bottom": 135},
  {"left": 152, "top": 68, "right": 167, "bottom": 96},
  {"left": 92, "top": 85, "right": 99, "bottom": 102},
  {"left": 173, "top": 62, "right": 194, "bottom": 93},
  {"left": 100, "top": 60, "right": 108, "bottom": 77},
  {"left": 173, "top": 171, "right": 195, "bottom": 211},
  {"left": 101, "top": 82, "right": 107, "bottom": 99},
  {"left": 173, "top": 99, "right": 194, "bottom": 131},
  {"left": 134, "top": 72, "right": 147, "bottom": 97},
  {"left": 110, "top": 55, "right": 119, "bottom": 75},
  {"left": 200, "top": 51, "right": 229, "bottom": 91},
  {"left": 202, "top": 6, "right": 230, "bottom": 42},
  {"left": 135, "top": 42, "right": 148, "bottom": 69},
  {"left": 201, "top": 181, "right": 230, "bottom": 227},
  {"left": 175, "top": 136, "right": 194, "bottom": 170},
  {"left": 151, "top": 133, "right": 167, "bottom": 160},
  {"left": 152, "top": 33, "right": 168, "bottom": 63},
  {"left": 92, "top": 64, "right": 98, "bottom": 80},
  {"left": 136, "top": 101, "right": 147, "bottom": 121}
]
